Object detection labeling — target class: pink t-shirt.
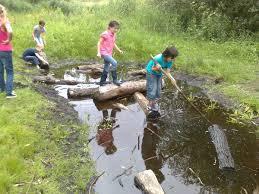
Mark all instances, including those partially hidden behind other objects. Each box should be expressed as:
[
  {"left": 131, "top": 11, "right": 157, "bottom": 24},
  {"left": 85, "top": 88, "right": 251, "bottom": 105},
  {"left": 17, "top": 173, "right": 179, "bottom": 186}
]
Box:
[
  {"left": 0, "top": 20, "right": 13, "bottom": 51},
  {"left": 100, "top": 30, "right": 116, "bottom": 56}
]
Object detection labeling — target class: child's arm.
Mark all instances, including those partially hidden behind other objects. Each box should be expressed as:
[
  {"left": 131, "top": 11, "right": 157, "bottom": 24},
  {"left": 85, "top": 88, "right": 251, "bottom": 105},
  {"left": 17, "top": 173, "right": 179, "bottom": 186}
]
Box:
[
  {"left": 114, "top": 43, "right": 123, "bottom": 54},
  {"left": 97, "top": 37, "right": 104, "bottom": 58},
  {"left": 1, "top": 22, "right": 13, "bottom": 44}
]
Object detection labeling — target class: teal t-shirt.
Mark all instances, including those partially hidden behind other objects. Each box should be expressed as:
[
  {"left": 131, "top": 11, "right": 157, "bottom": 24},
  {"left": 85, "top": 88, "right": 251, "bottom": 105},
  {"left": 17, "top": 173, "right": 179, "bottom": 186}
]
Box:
[{"left": 146, "top": 54, "right": 173, "bottom": 76}]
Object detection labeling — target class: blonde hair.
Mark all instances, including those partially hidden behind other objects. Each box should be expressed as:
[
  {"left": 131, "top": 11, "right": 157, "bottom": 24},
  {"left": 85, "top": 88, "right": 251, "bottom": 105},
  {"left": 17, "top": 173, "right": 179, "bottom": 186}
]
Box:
[{"left": 0, "top": 4, "right": 7, "bottom": 31}]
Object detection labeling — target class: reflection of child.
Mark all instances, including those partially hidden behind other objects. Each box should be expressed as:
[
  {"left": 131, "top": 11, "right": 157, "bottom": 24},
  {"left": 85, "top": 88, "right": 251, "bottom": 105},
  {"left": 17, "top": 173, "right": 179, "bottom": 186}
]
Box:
[
  {"left": 96, "top": 109, "right": 119, "bottom": 155},
  {"left": 32, "top": 20, "right": 46, "bottom": 49},
  {"left": 146, "top": 46, "right": 178, "bottom": 118}
]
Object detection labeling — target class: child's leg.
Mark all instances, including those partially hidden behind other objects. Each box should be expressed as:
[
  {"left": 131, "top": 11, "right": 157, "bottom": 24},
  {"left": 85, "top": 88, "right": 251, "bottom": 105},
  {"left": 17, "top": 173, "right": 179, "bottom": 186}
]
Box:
[
  {"left": 100, "top": 55, "right": 111, "bottom": 85},
  {"left": 154, "top": 75, "right": 162, "bottom": 111},
  {"left": 0, "top": 53, "right": 5, "bottom": 92},
  {"left": 4, "top": 52, "right": 14, "bottom": 96},
  {"left": 102, "top": 55, "right": 121, "bottom": 86},
  {"left": 146, "top": 73, "right": 158, "bottom": 111}
]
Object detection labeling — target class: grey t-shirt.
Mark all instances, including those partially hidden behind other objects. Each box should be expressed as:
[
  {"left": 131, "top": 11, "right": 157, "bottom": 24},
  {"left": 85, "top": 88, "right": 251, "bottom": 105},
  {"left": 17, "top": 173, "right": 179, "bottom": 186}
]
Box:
[{"left": 33, "top": 25, "right": 46, "bottom": 38}]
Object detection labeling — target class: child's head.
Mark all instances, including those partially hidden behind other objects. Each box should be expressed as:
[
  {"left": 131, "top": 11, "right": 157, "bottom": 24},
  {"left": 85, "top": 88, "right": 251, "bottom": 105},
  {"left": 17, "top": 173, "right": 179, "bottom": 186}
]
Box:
[
  {"left": 0, "top": 4, "right": 7, "bottom": 25},
  {"left": 39, "top": 20, "right": 46, "bottom": 28},
  {"left": 108, "top": 20, "right": 120, "bottom": 33},
  {"left": 162, "top": 46, "right": 179, "bottom": 62}
]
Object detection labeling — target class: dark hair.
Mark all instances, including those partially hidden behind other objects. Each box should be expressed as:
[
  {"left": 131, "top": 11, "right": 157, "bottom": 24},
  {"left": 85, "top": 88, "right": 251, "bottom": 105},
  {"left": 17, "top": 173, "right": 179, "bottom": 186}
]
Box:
[
  {"left": 162, "top": 46, "right": 179, "bottom": 59},
  {"left": 108, "top": 20, "right": 119, "bottom": 28},
  {"left": 39, "top": 20, "right": 45, "bottom": 26}
]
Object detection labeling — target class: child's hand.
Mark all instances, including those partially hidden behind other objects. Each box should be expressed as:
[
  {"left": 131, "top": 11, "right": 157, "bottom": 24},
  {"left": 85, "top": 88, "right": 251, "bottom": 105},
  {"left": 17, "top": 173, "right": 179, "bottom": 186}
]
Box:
[
  {"left": 1, "top": 39, "right": 10, "bottom": 45},
  {"left": 97, "top": 53, "right": 101, "bottom": 58},
  {"left": 156, "top": 64, "right": 161, "bottom": 69}
]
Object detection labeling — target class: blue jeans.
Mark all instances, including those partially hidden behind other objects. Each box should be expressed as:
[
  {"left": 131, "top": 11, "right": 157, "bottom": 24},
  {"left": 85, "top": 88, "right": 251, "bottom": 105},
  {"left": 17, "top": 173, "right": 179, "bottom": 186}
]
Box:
[
  {"left": 0, "top": 51, "right": 13, "bottom": 95},
  {"left": 146, "top": 73, "right": 162, "bottom": 100},
  {"left": 102, "top": 55, "right": 118, "bottom": 73},
  {"left": 24, "top": 56, "right": 40, "bottom": 65}
]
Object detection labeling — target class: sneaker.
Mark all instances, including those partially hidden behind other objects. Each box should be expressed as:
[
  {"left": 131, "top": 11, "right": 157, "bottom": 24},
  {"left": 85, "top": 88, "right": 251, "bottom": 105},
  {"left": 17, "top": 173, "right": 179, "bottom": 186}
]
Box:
[
  {"left": 6, "top": 93, "right": 17, "bottom": 99},
  {"left": 113, "top": 80, "right": 121, "bottom": 86}
]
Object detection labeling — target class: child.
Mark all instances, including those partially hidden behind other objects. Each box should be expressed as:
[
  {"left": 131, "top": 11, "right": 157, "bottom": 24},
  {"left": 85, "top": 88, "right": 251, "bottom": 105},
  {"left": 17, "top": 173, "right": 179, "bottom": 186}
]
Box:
[
  {"left": 32, "top": 20, "right": 46, "bottom": 49},
  {"left": 146, "top": 46, "right": 178, "bottom": 118},
  {"left": 97, "top": 20, "right": 123, "bottom": 86},
  {"left": 0, "top": 4, "right": 16, "bottom": 98},
  {"left": 22, "top": 46, "right": 49, "bottom": 69}
]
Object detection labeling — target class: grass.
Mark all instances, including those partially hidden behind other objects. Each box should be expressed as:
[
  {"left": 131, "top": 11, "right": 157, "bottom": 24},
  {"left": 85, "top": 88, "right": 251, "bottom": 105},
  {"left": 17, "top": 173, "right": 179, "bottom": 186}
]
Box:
[{"left": 0, "top": 71, "right": 94, "bottom": 193}]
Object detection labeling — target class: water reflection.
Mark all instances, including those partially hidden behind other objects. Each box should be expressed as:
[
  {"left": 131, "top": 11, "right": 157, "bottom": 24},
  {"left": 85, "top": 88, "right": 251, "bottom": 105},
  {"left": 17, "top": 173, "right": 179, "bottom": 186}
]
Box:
[
  {"left": 96, "top": 109, "right": 120, "bottom": 155},
  {"left": 141, "top": 121, "right": 165, "bottom": 183}
]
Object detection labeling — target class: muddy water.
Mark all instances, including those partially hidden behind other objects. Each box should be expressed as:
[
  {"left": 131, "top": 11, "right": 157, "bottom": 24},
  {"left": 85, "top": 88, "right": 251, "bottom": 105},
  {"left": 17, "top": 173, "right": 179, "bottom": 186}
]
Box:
[{"left": 54, "top": 66, "right": 258, "bottom": 194}]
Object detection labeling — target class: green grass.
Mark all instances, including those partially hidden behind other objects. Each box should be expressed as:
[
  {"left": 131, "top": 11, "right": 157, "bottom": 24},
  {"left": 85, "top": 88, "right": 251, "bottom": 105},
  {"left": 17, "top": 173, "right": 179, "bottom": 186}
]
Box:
[{"left": 0, "top": 73, "right": 94, "bottom": 193}]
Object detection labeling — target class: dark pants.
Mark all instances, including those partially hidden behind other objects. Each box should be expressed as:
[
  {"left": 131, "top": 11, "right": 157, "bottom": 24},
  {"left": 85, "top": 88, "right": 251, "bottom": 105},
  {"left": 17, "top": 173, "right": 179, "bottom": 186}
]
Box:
[
  {"left": 0, "top": 51, "right": 14, "bottom": 95},
  {"left": 23, "top": 56, "right": 40, "bottom": 65}
]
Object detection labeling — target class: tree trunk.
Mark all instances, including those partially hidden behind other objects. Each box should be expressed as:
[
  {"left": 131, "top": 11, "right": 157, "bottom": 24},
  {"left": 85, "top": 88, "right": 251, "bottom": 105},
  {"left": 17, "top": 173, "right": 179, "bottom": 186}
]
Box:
[
  {"left": 134, "top": 92, "right": 149, "bottom": 115},
  {"left": 76, "top": 64, "right": 103, "bottom": 70},
  {"left": 33, "top": 75, "right": 86, "bottom": 85},
  {"left": 67, "top": 86, "right": 99, "bottom": 99},
  {"left": 93, "top": 80, "right": 146, "bottom": 101},
  {"left": 208, "top": 124, "right": 235, "bottom": 170},
  {"left": 134, "top": 170, "right": 164, "bottom": 194},
  {"left": 127, "top": 69, "right": 146, "bottom": 76}
]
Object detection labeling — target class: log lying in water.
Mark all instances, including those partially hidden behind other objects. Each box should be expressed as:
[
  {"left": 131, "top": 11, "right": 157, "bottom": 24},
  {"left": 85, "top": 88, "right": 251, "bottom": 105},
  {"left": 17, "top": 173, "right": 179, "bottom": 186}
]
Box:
[
  {"left": 33, "top": 75, "right": 85, "bottom": 85},
  {"left": 208, "top": 124, "right": 235, "bottom": 170},
  {"left": 76, "top": 64, "right": 103, "bottom": 70},
  {"left": 134, "top": 170, "right": 164, "bottom": 194},
  {"left": 93, "top": 80, "right": 146, "bottom": 102},
  {"left": 134, "top": 92, "right": 149, "bottom": 115},
  {"left": 67, "top": 86, "right": 99, "bottom": 99}
]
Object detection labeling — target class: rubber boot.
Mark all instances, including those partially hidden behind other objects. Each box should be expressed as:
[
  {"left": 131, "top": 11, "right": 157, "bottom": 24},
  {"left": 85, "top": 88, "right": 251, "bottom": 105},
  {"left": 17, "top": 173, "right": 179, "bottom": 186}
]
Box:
[
  {"left": 100, "top": 70, "right": 108, "bottom": 86},
  {"left": 111, "top": 70, "right": 121, "bottom": 86}
]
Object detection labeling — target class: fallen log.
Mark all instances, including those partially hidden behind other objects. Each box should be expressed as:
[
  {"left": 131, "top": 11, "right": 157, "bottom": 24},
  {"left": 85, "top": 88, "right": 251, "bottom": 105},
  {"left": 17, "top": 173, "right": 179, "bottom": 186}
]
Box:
[
  {"left": 76, "top": 63, "right": 103, "bottom": 70},
  {"left": 208, "top": 124, "right": 235, "bottom": 170},
  {"left": 94, "top": 80, "right": 146, "bottom": 102},
  {"left": 134, "top": 170, "right": 164, "bottom": 194},
  {"left": 33, "top": 75, "right": 85, "bottom": 85},
  {"left": 134, "top": 92, "right": 149, "bottom": 115},
  {"left": 127, "top": 69, "right": 146, "bottom": 76},
  {"left": 67, "top": 86, "right": 99, "bottom": 99}
]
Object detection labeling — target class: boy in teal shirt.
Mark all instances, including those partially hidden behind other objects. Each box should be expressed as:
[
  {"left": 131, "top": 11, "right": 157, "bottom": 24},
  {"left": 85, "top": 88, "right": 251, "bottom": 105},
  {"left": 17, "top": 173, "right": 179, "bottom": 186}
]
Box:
[{"left": 146, "top": 46, "right": 178, "bottom": 118}]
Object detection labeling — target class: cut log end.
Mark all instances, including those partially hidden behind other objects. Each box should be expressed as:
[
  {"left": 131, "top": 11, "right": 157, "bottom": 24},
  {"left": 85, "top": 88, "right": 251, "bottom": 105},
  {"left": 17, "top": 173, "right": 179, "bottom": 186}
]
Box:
[{"left": 134, "top": 170, "right": 164, "bottom": 194}]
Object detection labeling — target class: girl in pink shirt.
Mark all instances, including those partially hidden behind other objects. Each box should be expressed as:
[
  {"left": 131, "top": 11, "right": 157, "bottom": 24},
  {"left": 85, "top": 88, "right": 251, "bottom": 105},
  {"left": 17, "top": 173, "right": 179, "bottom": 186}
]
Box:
[
  {"left": 97, "top": 21, "right": 123, "bottom": 86},
  {"left": 0, "top": 4, "right": 16, "bottom": 98}
]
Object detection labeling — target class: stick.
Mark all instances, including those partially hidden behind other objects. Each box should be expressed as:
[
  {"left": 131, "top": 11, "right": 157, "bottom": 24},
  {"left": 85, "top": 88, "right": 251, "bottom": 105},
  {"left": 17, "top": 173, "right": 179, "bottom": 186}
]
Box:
[
  {"left": 112, "top": 166, "right": 134, "bottom": 181},
  {"left": 146, "top": 127, "right": 169, "bottom": 142},
  {"left": 188, "top": 168, "right": 205, "bottom": 186},
  {"left": 87, "top": 171, "right": 105, "bottom": 194},
  {"left": 26, "top": 172, "right": 36, "bottom": 194}
]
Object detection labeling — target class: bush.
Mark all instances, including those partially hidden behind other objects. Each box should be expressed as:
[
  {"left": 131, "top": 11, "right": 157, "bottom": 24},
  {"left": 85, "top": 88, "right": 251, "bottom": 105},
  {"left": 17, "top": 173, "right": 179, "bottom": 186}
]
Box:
[
  {"left": 48, "top": 0, "right": 82, "bottom": 15},
  {"left": 1, "top": 0, "right": 33, "bottom": 12}
]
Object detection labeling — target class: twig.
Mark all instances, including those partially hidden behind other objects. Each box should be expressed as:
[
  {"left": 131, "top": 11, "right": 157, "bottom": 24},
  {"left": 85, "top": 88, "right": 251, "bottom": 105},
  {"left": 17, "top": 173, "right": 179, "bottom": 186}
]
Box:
[
  {"left": 95, "top": 151, "right": 105, "bottom": 161},
  {"left": 112, "top": 166, "right": 134, "bottom": 181},
  {"left": 131, "top": 145, "right": 137, "bottom": 154},
  {"left": 87, "top": 171, "right": 105, "bottom": 194},
  {"left": 137, "top": 135, "right": 140, "bottom": 150},
  {"left": 240, "top": 186, "right": 248, "bottom": 194},
  {"left": 144, "top": 155, "right": 157, "bottom": 162},
  {"left": 26, "top": 172, "right": 36, "bottom": 194},
  {"left": 146, "top": 127, "right": 169, "bottom": 142},
  {"left": 118, "top": 178, "right": 124, "bottom": 187},
  {"left": 188, "top": 168, "right": 205, "bottom": 186}
]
